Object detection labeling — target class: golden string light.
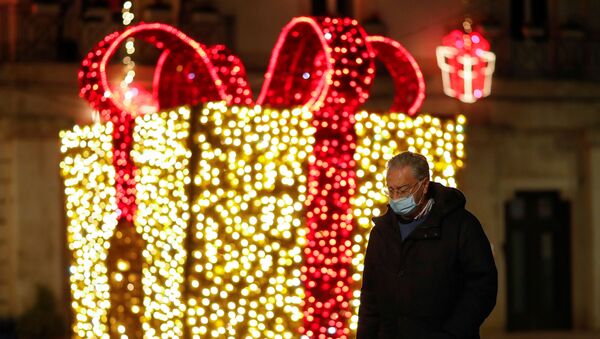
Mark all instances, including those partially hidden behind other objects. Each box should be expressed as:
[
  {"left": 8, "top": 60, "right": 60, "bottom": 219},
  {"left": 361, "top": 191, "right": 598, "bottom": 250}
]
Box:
[
  {"left": 60, "top": 123, "right": 117, "bottom": 338},
  {"left": 120, "top": 0, "right": 136, "bottom": 97},
  {"left": 186, "top": 102, "right": 314, "bottom": 338},
  {"left": 132, "top": 106, "right": 192, "bottom": 337}
]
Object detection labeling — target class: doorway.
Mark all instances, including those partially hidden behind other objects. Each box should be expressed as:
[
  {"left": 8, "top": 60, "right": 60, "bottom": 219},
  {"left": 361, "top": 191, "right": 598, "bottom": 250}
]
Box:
[{"left": 505, "top": 191, "right": 572, "bottom": 331}]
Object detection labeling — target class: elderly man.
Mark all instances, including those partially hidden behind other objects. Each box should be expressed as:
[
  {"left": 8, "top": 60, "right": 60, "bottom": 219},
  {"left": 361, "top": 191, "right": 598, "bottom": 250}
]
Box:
[{"left": 357, "top": 151, "right": 497, "bottom": 339}]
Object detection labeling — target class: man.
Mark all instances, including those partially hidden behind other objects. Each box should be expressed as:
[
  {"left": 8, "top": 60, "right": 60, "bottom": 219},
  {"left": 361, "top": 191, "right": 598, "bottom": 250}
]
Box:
[{"left": 357, "top": 151, "right": 497, "bottom": 339}]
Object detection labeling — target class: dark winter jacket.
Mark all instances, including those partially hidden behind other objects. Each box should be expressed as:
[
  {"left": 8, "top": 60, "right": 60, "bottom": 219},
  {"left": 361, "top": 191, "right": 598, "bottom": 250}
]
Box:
[{"left": 357, "top": 182, "right": 497, "bottom": 339}]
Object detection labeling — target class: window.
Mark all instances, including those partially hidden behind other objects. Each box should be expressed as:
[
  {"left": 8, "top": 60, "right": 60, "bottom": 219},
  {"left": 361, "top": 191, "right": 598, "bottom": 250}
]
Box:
[
  {"left": 510, "top": 0, "right": 548, "bottom": 40},
  {"left": 311, "top": 0, "right": 353, "bottom": 17}
]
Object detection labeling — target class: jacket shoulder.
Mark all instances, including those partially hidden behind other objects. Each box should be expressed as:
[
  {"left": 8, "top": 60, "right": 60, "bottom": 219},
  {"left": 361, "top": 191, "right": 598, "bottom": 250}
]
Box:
[
  {"left": 367, "top": 218, "right": 384, "bottom": 238},
  {"left": 455, "top": 209, "right": 493, "bottom": 246},
  {"left": 440, "top": 206, "right": 482, "bottom": 235},
  {"left": 461, "top": 209, "right": 481, "bottom": 225}
]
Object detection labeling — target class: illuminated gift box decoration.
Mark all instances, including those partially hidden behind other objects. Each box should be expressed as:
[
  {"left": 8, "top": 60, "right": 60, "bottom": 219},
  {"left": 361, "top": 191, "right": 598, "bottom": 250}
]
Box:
[
  {"left": 60, "top": 18, "right": 466, "bottom": 338},
  {"left": 436, "top": 27, "right": 496, "bottom": 103}
]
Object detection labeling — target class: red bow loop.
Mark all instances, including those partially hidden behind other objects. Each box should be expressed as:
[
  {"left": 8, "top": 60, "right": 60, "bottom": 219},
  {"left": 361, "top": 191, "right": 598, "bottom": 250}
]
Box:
[
  {"left": 257, "top": 17, "right": 376, "bottom": 112},
  {"left": 79, "top": 23, "right": 240, "bottom": 122},
  {"left": 367, "top": 36, "right": 425, "bottom": 115},
  {"left": 153, "top": 43, "right": 255, "bottom": 110}
]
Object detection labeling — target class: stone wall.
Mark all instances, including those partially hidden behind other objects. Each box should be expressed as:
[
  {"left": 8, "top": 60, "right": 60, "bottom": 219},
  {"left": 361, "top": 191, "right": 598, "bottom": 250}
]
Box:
[
  {"left": 0, "top": 117, "right": 70, "bottom": 319},
  {"left": 0, "top": 127, "right": 16, "bottom": 317},
  {"left": 453, "top": 82, "right": 600, "bottom": 331},
  {"left": 0, "top": 63, "right": 75, "bottom": 318}
]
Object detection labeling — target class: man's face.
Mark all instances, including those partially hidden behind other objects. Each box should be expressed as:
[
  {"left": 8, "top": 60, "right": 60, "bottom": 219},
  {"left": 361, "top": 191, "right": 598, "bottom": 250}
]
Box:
[{"left": 385, "top": 166, "right": 429, "bottom": 203}]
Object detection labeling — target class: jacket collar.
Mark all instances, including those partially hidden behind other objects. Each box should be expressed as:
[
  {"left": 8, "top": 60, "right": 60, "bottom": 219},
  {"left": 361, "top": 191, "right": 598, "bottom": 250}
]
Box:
[{"left": 373, "top": 204, "right": 443, "bottom": 241}]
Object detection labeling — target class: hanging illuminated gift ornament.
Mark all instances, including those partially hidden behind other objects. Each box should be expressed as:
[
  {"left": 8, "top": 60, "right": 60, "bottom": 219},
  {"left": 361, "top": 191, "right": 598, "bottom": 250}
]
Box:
[
  {"left": 436, "top": 19, "right": 496, "bottom": 103},
  {"left": 61, "top": 17, "right": 465, "bottom": 339}
]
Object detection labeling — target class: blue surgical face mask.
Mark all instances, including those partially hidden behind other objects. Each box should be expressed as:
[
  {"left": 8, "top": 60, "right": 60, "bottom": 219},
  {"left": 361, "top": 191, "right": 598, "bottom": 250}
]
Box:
[
  {"left": 389, "top": 195, "right": 418, "bottom": 216},
  {"left": 389, "top": 180, "right": 424, "bottom": 216}
]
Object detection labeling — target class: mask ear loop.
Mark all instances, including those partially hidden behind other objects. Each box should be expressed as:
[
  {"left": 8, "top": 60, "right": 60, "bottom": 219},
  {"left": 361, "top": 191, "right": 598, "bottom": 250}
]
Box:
[{"left": 414, "top": 178, "right": 428, "bottom": 206}]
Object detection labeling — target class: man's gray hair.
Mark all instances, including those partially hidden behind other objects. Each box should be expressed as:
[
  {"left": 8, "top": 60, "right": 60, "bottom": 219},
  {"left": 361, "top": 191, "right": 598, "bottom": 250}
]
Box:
[{"left": 386, "top": 151, "right": 430, "bottom": 180}]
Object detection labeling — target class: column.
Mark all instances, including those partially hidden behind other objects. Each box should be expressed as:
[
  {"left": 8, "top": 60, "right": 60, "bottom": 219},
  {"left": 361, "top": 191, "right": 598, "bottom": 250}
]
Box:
[
  {"left": 588, "top": 128, "right": 600, "bottom": 329},
  {"left": 0, "top": 0, "right": 18, "bottom": 61},
  {"left": 0, "top": 128, "right": 16, "bottom": 317}
]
